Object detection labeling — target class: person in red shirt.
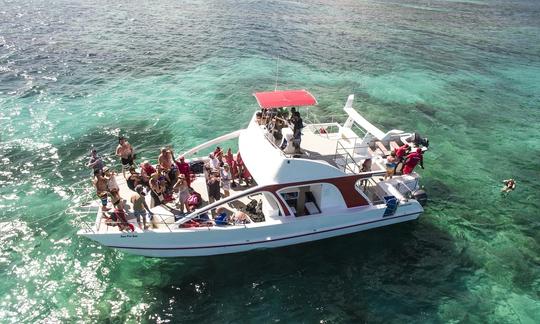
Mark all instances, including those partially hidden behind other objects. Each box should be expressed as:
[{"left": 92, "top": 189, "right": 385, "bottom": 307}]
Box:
[
  {"left": 225, "top": 148, "right": 237, "bottom": 186},
  {"left": 394, "top": 144, "right": 410, "bottom": 174},
  {"left": 175, "top": 156, "right": 191, "bottom": 188},
  {"left": 402, "top": 148, "right": 424, "bottom": 175},
  {"left": 140, "top": 161, "right": 156, "bottom": 187}
]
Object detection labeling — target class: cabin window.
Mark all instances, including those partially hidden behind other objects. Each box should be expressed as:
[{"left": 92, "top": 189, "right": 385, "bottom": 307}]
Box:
[
  {"left": 194, "top": 191, "right": 283, "bottom": 226},
  {"left": 280, "top": 185, "right": 322, "bottom": 217}
]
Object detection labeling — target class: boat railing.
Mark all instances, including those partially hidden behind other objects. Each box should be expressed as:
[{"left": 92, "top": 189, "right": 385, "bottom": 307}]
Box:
[
  {"left": 75, "top": 210, "right": 185, "bottom": 234},
  {"left": 334, "top": 137, "right": 369, "bottom": 174},
  {"left": 176, "top": 185, "right": 263, "bottom": 225},
  {"left": 304, "top": 111, "right": 348, "bottom": 125},
  {"left": 395, "top": 177, "right": 420, "bottom": 196},
  {"left": 181, "top": 129, "right": 243, "bottom": 158},
  {"left": 263, "top": 131, "right": 289, "bottom": 157},
  {"left": 366, "top": 178, "right": 387, "bottom": 204}
]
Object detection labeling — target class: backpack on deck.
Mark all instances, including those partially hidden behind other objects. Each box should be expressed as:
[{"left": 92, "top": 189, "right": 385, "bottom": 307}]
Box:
[{"left": 189, "top": 161, "right": 205, "bottom": 174}]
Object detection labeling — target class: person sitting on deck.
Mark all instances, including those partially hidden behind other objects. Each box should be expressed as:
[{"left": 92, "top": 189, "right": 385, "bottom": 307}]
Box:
[
  {"left": 231, "top": 210, "right": 251, "bottom": 224},
  {"left": 214, "top": 207, "right": 230, "bottom": 225},
  {"left": 271, "top": 121, "right": 284, "bottom": 145},
  {"left": 125, "top": 167, "right": 142, "bottom": 191},
  {"left": 402, "top": 148, "right": 424, "bottom": 175},
  {"left": 109, "top": 198, "right": 134, "bottom": 232},
  {"left": 131, "top": 185, "right": 153, "bottom": 230},
  {"left": 87, "top": 148, "right": 104, "bottom": 173},
  {"left": 93, "top": 169, "right": 110, "bottom": 211},
  {"left": 186, "top": 188, "right": 202, "bottom": 211},
  {"left": 394, "top": 144, "right": 411, "bottom": 174},
  {"left": 116, "top": 136, "right": 135, "bottom": 170},
  {"left": 140, "top": 160, "right": 156, "bottom": 187}
]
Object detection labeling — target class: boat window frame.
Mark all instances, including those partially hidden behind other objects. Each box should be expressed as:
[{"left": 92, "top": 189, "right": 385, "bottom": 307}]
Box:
[
  {"left": 276, "top": 182, "right": 346, "bottom": 217},
  {"left": 185, "top": 188, "right": 286, "bottom": 223}
]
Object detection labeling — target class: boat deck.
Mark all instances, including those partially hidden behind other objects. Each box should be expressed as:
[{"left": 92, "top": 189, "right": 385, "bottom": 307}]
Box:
[
  {"left": 262, "top": 123, "right": 388, "bottom": 174},
  {"left": 90, "top": 171, "right": 260, "bottom": 234}
]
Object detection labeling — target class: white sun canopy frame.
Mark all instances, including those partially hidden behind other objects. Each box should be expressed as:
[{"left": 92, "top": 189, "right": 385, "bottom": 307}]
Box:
[{"left": 343, "top": 95, "right": 403, "bottom": 141}]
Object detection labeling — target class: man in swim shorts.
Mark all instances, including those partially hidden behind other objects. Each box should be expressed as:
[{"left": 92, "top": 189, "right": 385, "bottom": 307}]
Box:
[
  {"left": 116, "top": 136, "right": 135, "bottom": 168},
  {"left": 93, "top": 169, "right": 109, "bottom": 211}
]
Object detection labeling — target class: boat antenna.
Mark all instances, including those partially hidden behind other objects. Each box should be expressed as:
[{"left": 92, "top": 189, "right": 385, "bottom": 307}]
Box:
[{"left": 274, "top": 57, "right": 279, "bottom": 91}]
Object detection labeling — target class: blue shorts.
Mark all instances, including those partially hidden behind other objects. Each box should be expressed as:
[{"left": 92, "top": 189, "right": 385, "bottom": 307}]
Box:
[{"left": 133, "top": 210, "right": 147, "bottom": 222}]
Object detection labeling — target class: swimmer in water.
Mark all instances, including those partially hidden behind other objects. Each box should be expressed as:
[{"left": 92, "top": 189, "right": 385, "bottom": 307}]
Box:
[{"left": 501, "top": 179, "right": 516, "bottom": 193}]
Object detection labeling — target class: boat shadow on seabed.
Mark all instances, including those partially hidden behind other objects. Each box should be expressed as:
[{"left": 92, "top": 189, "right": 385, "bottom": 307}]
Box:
[{"left": 134, "top": 220, "right": 474, "bottom": 322}]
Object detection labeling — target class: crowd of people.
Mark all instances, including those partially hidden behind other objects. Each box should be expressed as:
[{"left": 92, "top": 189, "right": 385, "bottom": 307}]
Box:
[
  {"left": 87, "top": 136, "right": 254, "bottom": 231},
  {"left": 384, "top": 143, "right": 425, "bottom": 179},
  {"left": 256, "top": 107, "right": 304, "bottom": 154}
]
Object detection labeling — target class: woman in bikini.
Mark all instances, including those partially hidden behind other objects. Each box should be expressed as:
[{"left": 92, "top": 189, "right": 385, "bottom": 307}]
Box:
[{"left": 173, "top": 174, "right": 190, "bottom": 213}]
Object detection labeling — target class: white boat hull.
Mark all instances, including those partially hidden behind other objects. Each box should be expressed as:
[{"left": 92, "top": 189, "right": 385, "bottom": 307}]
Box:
[{"left": 79, "top": 210, "right": 421, "bottom": 257}]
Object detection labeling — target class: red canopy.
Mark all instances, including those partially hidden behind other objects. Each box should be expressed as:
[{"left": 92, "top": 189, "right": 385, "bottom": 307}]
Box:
[{"left": 253, "top": 89, "right": 317, "bottom": 109}]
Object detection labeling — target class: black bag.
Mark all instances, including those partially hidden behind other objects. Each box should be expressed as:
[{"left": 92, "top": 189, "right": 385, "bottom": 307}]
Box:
[{"left": 189, "top": 161, "right": 205, "bottom": 174}]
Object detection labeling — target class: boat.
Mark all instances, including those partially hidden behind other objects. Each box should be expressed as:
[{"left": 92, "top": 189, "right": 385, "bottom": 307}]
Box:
[{"left": 76, "top": 90, "right": 429, "bottom": 257}]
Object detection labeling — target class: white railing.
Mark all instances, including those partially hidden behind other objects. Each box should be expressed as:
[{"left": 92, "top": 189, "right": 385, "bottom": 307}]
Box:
[
  {"left": 303, "top": 110, "right": 349, "bottom": 126},
  {"left": 181, "top": 129, "right": 244, "bottom": 158},
  {"left": 175, "top": 185, "right": 263, "bottom": 225}
]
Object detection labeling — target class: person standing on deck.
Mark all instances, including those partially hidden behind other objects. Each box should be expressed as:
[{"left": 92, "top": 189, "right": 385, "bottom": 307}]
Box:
[
  {"left": 131, "top": 185, "right": 153, "bottom": 230},
  {"left": 208, "top": 153, "right": 220, "bottom": 171},
  {"left": 236, "top": 151, "right": 245, "bottom": 185},
  {"left": 291, "top": 111, "right": 303, "bottom": 153},
  {"left": 385, "top": 151, "right": 397, "bottom": 180},
  {"left": 220, "top": 164, "right": 232, "bottom": 197},
  {"left": 158, "top": 148, "right": 173, "bottom": 171},
  {"left": 402, "top": 148, "right": 424, "bottom": 175},
  {"left": 207, "top": 172, "right": 221, "bottom": 216},
  {"left": 394, "top": 144, "right": 410, "bottom": 174},
  {"left": 116, "top": 136, "right": 135, "bottom": 170},
  {"left": 103, "top": 167, "right": 120, "bottom": 202},
  {"left": 175, "top": 156, "right": 191, "bottom": 188},
  {"left": 93, "top": 170, "right": 109, "bottom": 211},
  {"left": 87, "top": 148, "right": 104, "bottom": 173},
  {"left": 224, "top": 148, "right": 236, "bottom": 186}
]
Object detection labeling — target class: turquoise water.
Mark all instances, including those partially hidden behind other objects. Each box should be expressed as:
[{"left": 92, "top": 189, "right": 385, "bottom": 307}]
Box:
[{"left": 1, "top": 0, "right": 539, "bottom": 322}]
